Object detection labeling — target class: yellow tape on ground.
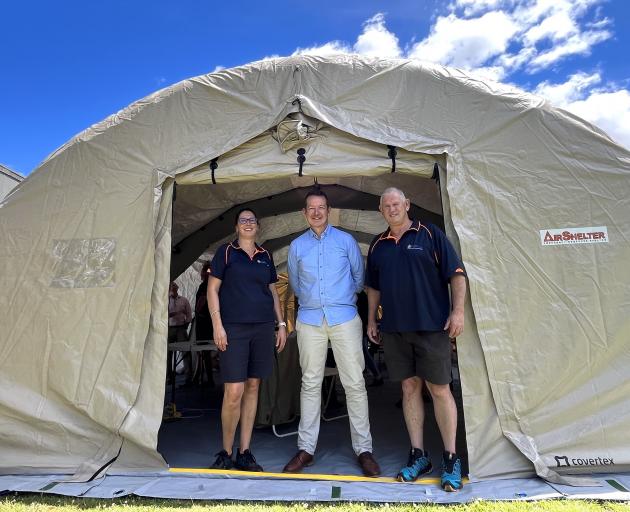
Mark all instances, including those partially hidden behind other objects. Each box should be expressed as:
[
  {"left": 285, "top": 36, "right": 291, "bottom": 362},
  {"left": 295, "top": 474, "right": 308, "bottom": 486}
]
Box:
[{"left": 168, "top": 467, "right": 468, "bottom": 485}]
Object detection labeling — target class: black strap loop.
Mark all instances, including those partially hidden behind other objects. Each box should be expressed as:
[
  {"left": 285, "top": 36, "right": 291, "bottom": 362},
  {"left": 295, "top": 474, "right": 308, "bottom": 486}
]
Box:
[
  {"left": 291, "top": 97, "right": 304, "bottom": 113},
  {"left": 431, "top": 162, "right": 440, "bottom": 182},
  {"left": 297, "top": 148, "right": 306, "bottom": 176},
  {"left": 209, "top": 158, "right": 219, "bottom": 184},
  {"left": 387, "top": 145, "right": 397, "bottom": 173}
]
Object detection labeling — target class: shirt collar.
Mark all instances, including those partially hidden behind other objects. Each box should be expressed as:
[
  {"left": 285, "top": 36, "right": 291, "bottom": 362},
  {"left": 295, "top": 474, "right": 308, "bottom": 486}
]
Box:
[
  {"left": 229, "top": 239, "right": 266, "bottom": 256},
  {"left": 308, "top": 223, "right": 331, "bottom": 240},
  {"left": 379, "top": 219, "right": 421, "bottom": 241}
]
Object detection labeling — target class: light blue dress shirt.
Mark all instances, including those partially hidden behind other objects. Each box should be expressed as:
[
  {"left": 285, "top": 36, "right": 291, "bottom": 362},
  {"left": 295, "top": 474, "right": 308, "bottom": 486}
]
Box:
[{"left": 288, "top": 224, "right": 364, "bottom": 327}]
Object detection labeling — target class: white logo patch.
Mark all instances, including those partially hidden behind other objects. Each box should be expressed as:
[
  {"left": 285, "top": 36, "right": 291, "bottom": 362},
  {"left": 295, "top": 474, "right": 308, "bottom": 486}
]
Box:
[{"left": 540, "top": 226, "right": 608, "bottom": 246}]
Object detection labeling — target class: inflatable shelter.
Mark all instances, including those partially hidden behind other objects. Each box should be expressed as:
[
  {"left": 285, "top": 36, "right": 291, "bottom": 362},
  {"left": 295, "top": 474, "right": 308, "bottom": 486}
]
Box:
[
  {"left": 0, "top": 164, "right": 24, "bottom": 202},
  {"left": 1, "top": 55, "right": 629, "bottom": 488}
]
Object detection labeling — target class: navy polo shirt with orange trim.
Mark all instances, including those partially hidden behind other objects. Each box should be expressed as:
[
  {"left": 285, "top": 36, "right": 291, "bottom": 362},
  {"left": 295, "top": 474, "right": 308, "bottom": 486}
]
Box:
[
  {"left": 209, "top": 241, "right": 278, "bottom": 324},
  {"left": 366, "top": 220, "right": 466, "bottom": 333}
]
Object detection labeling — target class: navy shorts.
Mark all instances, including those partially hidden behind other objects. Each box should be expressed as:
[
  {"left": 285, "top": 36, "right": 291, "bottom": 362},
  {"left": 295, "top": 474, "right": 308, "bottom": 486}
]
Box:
[
  {"left": 220, "top": 322, "right": 275, "bottom": 383},
  {"left": 382, "top": 330, "right": 452, "bottom": 385}
]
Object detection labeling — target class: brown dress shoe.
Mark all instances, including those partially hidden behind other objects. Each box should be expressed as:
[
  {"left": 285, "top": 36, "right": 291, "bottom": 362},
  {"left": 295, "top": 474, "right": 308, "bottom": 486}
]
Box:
[
  {"left": 358, "top": 451, "right": 381, "bottom": 477},
  {"left": 283, "top": 450, "right": 314, "bottom": 473}
]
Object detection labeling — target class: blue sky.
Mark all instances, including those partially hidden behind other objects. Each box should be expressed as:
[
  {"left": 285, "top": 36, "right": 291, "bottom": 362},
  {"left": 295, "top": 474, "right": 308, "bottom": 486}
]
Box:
[{"left": 2, "top": 0, "right": 629, "bottom": 175}]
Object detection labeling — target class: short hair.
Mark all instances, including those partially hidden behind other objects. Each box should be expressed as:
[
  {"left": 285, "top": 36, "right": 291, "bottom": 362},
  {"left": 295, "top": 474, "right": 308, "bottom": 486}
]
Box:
[
  {"left": 304, "top": 188, "right": 329, "bottom": 208},
  {"left": 234, "top": 207, "right": 258, "bottom": 226},
  {"left": 379, "top": 187, "right": 407, "bottom": 207}
]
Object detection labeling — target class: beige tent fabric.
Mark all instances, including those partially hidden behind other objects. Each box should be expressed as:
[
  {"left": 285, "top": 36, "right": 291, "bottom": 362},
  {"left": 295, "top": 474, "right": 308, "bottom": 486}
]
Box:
[
  {"left": 0, "top": 143, "right": 168, "bottom": 475},
  {"left": 0, "top": 165, "right": 23, "bottom": 202},
  {"left": 438, "top": 166, "right": 534, "bottom": 480},
  {"left": 1, "top": 55, "right": 629, "bottom": 483},
  {"left": 174, "top": 170, "right": 439, "bottom": 246}
]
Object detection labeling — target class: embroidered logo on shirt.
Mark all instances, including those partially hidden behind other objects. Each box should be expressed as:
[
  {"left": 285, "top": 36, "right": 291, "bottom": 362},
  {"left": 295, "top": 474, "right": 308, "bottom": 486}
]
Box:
[
  {"left": 407, "top": 244, "right": 424, "bottom": 250},
  {"left": 256, "top": 259, "right": 270, "bottom": 266}
]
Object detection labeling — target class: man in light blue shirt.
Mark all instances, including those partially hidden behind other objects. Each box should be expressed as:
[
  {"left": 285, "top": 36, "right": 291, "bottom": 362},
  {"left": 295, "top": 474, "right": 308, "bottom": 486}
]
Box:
[{"left": 283, "top": 189, "right": 380, "bottom": 477}]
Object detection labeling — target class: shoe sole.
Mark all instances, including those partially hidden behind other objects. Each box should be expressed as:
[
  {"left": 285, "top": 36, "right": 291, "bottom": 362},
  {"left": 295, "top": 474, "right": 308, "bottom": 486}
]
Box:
[
  {"left": 442, "top": 482, "right": 462, "bottom": 492},
  {"left": 396, "top": 464, "right": 433, "bottom": 482}
]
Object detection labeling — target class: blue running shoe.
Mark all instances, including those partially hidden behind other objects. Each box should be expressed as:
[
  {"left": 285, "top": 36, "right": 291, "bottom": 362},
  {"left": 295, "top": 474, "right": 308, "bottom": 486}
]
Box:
[
  {"left": 397, "top": 448, "right": 433, "bottom": 482},
  {"left": 441, "top": 451, "right": 463, "bottom": 491}
]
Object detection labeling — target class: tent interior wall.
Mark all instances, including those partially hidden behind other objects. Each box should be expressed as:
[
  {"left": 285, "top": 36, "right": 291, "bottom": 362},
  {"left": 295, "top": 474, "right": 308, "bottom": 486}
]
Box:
[
  {"left": 161, "top": 122, "right": 531, "bottom": 482},
  {"left": 162, "top": 108, "right": 537, "bottom": 482},
  {"left": 163, "top": 160, "right": 477, "bottom": 478}
]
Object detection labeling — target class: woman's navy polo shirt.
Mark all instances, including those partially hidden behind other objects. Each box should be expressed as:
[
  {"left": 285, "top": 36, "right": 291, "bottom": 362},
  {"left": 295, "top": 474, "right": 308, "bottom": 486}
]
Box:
[
  {"left": 365, "top": 220, "right": 466, "bottom": 333},
  {"left": 209, "top": 241, "right": 278, "bottom": 324}
]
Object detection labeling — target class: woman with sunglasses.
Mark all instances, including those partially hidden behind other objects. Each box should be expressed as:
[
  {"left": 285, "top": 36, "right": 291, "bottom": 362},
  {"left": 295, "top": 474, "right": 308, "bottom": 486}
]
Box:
[{"left": 207, "top": 208, "right": 287, "bottom": 472}]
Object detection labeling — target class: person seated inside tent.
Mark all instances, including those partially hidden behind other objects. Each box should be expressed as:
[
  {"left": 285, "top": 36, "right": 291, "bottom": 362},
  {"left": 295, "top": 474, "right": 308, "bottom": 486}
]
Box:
[
  {"left": 168, "top": 281, "right": 192, "bottom": 382},
  {"left": 366, "top": 187, "right": 467, "bottom": 492},
  {"left": 206, "top": 207, "right": 287, "bottom": 472}
]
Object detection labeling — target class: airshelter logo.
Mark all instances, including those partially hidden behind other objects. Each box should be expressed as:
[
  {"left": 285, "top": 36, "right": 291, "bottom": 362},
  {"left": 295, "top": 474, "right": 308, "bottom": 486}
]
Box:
[
  {"left": 554, "top": 455, "right": 615, "bottom": 468},
  {"left": 540, "top": 226, "right": 608, "bottom": 246}
]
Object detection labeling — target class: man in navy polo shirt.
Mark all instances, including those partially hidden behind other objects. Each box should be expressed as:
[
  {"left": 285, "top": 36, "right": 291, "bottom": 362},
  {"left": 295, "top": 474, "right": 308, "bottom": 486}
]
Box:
[{"left": 366, "top": 187, "right": 467, "bottom": 492}]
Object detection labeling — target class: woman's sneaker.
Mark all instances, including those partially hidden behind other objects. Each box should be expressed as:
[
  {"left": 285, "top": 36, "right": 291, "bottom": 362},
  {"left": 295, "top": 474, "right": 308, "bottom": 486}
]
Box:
[
  {"left": 441, "top": 451, "right": 463, "bottom": 491},
  {"left": 235, "top": 449, "right": 264, "bottom": 472},
  {"left": 397, "top": 448, "right": 433, "bottom": 482},
  {"left": 210, "top": 449, "right": 234, "bottom": 470}
]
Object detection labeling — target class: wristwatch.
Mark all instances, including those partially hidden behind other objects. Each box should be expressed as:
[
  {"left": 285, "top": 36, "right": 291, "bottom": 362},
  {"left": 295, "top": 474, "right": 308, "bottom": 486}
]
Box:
[{"left": 277, "top": 321, "right": 287, "bottom": 327}]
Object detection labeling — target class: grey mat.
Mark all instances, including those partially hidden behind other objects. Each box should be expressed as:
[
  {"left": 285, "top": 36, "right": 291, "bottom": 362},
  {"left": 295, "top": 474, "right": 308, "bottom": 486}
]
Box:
[
  {"left": 2, "top": 472, "right": 630, "bottom": 502},
  {"left": 157, "top": 368, "right": 468, "bottom": 477}
]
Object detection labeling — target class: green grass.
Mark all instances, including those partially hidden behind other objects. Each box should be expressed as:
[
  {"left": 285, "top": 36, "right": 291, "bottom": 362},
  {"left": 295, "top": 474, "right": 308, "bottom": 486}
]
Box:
[{"left": 1, "top": 496, "right": 630, "bottom": 512}]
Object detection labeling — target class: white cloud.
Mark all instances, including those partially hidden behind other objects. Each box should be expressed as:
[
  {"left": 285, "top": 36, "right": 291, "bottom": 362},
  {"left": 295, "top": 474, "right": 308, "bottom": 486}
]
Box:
[
  {"left": 286, "top": 1, "right": 611, "bottom": 79},
  {"left": 354, "top": 13, "right": 401, "bottom": 58},
  {"left": 292, "top": 13, "right": 401, "bottom": 59},
  {"left": 497, "top": 46, "right": 536, "bottom": 70},
  {"left": 509, "top": 0, "right": 610, "bottom": 71},
  {"left": 288, "top": 2, "right": 610, "bottom": 79},
  {"left": 415, "top": 0, "right": 611, "bottom": 77},
  {"left": 566, "top": 90, "right": 630, "bottom": 149},
  {"left": 534, "top": 73, "right": 630, "bottom": 149},
  {"left": 453, "top": 0, "right": 505, "bottom": 17},
  {"left": 534, "top": 71, "right": 601, "bottom": 104},
  {"left": 292, "top": 41, "right": 351, "bottom": 56},
  {"left": 408, "top": 11, "right": 518, "bottom": 69},
  {"left": 527, "top": 29, "right": 611, "bottom": 71},
  {"left": 212, "top": 65, "right": 225, "bottom": 73},
  {"left": 523, "top": 11, "right": 577, "bottom": 45}
]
